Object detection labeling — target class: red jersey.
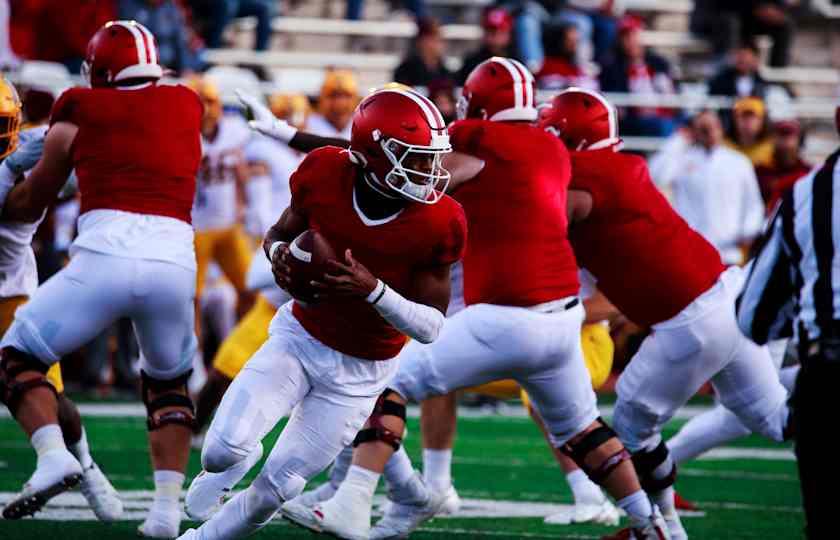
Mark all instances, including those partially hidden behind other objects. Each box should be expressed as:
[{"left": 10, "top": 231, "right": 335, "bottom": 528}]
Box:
[
  {"left": 50, "top": 85, "right": 202, "bottom": 224},
  {"left": 450, "top": 119, "right": 579, "bottom": 306},
  {"left": 570, "top": 149, "right": 726, "bottom": 326},
  {"left": 289, "top": 147, "right": 467, "bottom": 360}
]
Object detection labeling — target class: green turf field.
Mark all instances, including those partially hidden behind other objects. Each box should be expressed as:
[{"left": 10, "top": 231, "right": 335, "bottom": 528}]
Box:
[{"left": 0, "top": 404, "right": 803, "bottom": 539}]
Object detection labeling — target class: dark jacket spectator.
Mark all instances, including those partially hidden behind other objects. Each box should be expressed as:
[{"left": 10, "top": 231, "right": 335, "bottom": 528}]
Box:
[
  {"left": 599, "top": 16, "right": 677, "bottom": 137},
  {"left": 708, "top": 41, "right": 769, "bottom": 99},
  {"left": 393, "top": 17, "right": 453, "bottom": 88},
  {"left": 120, "top": 0, "right": 204, "bottom": 75},
  {"left": 536, "top": 22, "right": 598, "bottom": 91},
  {"left": 738, "top": 0, "right": 794, "bottom": 68},
  {"left": 457, "top": 7, "right": 514, "bottom": 84}
]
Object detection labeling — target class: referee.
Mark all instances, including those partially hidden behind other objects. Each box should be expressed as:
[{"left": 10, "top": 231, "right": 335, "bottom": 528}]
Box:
[{"left": 737, "top": 117, "right": 840, "bottom": 539}]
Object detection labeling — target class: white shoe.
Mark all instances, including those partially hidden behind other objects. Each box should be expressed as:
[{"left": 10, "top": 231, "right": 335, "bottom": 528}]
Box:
[
  {"left": 80, "top": 462, "right": 123, "bottom": 522},
  {"left": 137, "top": 509, "right": 181, "bottom": 539},
  {"left": 185, "top": 442, "right": 263, "bottom": 521},
  {"left": 288, "top": 482, "right": 337, "bottom": 509},
  {"left": 544, "top": 498, "right": 621, "bottom": 526},
  {"left": 436, "top": 484, "right": 461, "bottom": 515},
  {"left": 282, "top": 496, "right": 370, "bottom": 540},
  {"left": 630, "top": 507, "right": 671, "bottom": 540},
  {"left": 2, "top": 448, "right": 83, "bottom": 519},
  {"left": 370, "top": 488, "right": 445, "bottom": 539}
]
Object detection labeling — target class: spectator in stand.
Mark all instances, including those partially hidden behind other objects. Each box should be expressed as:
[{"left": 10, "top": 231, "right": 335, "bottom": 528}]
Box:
[
  {"left": 346, "top": 0, "right": 426, "bottom": 20},
  {"left": 119, "top": 0, "right": 204, "bottom": 75},
  {"left": 536, "top": 22, "right": 598, "bottom": 91},
  {"left": 725, "top": 97, "right": 774, "bottom": 168},
  {"left": 457, "top": 7, "right": 514, "bottom": 85},
  {"left": 427, "top": 78, "right": 457, "bottom": 124},
  {"left": 650, "top": 110, "right": 765, "bottom": 265},
  {"left": 393, "top": 17, "right": 454, "bottom": 89},
  {"left": 201, "top": 0, "right": 276, "bottom": 51},
  {"left": 754, "top": 118, "right": 811, "bottom": 213},
  {"left": 690, "top": 0, "right": 740, "bottom": 62},
  {"left": 708, "top": 40, "right": 769, "bottom": 99},
  {"left": 600, "top": 15, "right": 678, "bottom": 137},
  {"left": 26, "top": 0, "right": 115, "bottom": 71},
  {"left": 739, "top": 1, "right": 796, "bottom": 68}
]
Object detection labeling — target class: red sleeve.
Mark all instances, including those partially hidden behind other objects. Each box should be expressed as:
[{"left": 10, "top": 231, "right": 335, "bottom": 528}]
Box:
[
  {"left": 49, "top": 88, "right": 83, "bottom": 126},
  {"left": 448, "top": 120, "right": 486, "bottom": 156},
  {"left": 430, "top": 200, "right": 468, "bottom": 266}
]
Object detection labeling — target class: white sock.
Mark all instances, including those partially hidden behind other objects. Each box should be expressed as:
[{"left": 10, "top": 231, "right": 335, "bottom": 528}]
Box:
[
  {"left": 328, "top": 445, "right": 353, "bottom": 488},
  {"left": 334, "top": 465, "right": 380, "bottom": 507},
  {"left": 422, "top": 448, "right": 452, "bottom": 492},
  {"left": 651, "top": 486, "right": 677, "bottom": 518},
  {"left": 152, "top": 470, "right": 184, "bottom": 512},
  {"left": 385, "top": 447, "right": 427, "bottom": 505},
  {"left": 566, "top": 469, "right": 604, "bottom": 505},
  {"left": 667, "top": 405, "right": 750, "bottom": 464},
  {"left": 616, "top": 490, "right": 653, "bottom": 522},
  {"left": 30, "top": 424, "right": 65, "bottom": 458},
  {"left": 385, "top": 447, "right": 417, "bottom": 488},
  {"left": 68, "top": 428, "right": 93, "bottom": 469}
]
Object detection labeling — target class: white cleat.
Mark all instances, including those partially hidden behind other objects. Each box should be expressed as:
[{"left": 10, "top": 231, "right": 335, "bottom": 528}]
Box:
[
  {"left": 2, "top": 448, "right": 83, "bottom": 520},
  {"left": 544, "top": 498, "right": 621, "bottom": 526},
  {"left": 282, "top": 496, "right": 370, "bottom": 540},
  {"left": 436, "top": 484, "right": 461, "bottom": 515},
  {"left": 287, "top": 482, "right": 337, "bottom": 509},
  {"left": 137, "top": 509, "right": 181, "bottom": 539},
  {"left": 184, "top": 442, "right": 263, "bottom": 521},
  {"left": 604, "top": 507, "right": 671, "bottom": 540},
  {"left": 80, "top": 462, "right": 123, "bottom": 522},
  {"left": 370, "top": 489, "right": 445, "bottom": 539}
]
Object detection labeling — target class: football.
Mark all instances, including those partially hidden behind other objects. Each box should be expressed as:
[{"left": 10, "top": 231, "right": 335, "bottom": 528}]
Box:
[{"left": 285, "top": 229, "right": 339, "bottom": 304}]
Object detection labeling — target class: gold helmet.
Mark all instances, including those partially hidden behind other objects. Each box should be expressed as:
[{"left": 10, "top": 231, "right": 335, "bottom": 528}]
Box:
[
  {"left": 186, "top": 75, "right": 223, "bottom": 130},
  {"left": 0, "top": 77, "right": 22, "bottom": 160},
  {"left": 318, "top": 69, "right": 359, "bottom": 129},
  {"left": 369, "top": 81, "right": 413, "bottom": 95},
  {"left": 269, "top": 93, "right": 311, "bottom": 131}
]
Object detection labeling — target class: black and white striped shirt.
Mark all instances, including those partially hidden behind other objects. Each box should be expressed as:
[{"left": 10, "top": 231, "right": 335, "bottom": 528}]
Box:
[{"left": 737, "top": 148, "right": 840, "bottom": 345}]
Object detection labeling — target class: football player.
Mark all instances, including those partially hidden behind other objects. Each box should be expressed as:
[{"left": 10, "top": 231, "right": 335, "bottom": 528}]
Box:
[
  {"left": 0, "top": 21, "right": 203, "bottom": 538},
  {"left": 0, "top": 76, "right": 123, "bottom": 523},
  {"left": 188, "top": 76, "right": 255, "bottom": 322},
  {"left": 281, "top": 57, "right": 668, "bottom": 540},
  {"left": 307, "top": 69, "right": 358, "bottom": 139},
  {"left": 177, "top": 88, "right": 466, "bottom": 540},
  {"left": 540, "top": 87, "right": 791, "bottom": 540}
]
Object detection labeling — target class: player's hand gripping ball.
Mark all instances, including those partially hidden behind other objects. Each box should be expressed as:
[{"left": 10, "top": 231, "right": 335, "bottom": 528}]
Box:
[{"left": 274, "top": 229, "right": 339, "bottom": 304}]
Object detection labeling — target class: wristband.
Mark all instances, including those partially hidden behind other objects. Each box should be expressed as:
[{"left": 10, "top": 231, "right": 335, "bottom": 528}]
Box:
[{"left": 365, "top": 279, "right": 386, "bottom": 304}]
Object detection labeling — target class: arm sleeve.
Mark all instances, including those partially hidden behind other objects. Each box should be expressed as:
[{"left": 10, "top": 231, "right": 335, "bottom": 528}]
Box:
[
  {"left": 288, "top": 131, "right": 350, "bottom": 153},
  {"left": 367, "top": 280, "right": 446, "bottom": 344}
]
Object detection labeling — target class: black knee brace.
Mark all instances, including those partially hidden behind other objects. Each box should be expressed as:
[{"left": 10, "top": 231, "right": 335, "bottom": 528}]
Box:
[
  {"left": 0, "top": 347, "right": 57, "bottom": 418},
  {"left": 631, "top": 440, "right": 677, "bottom": 493},
  {"left": 353, "top": 388, "right": 407, "bottom": 451},
  {"left": 560, "top": 418, "right": 632, "bottom": 485},
  {"left": 141, "top": 370, "right": 195, "bottom": 431}
]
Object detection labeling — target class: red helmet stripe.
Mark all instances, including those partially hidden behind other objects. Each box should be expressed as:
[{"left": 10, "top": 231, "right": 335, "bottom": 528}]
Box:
[
  {"left": 494, "top": 57, "right": 523, "bottom": 109},
  {"left": 136, "top": 23, "right": 157, "bottom": 64},
  {"left": 509, "top": 58, "right": 534, "bottom": 108},
  {"left": 388, "top": 88, "right": 445, "bottom": 130}
]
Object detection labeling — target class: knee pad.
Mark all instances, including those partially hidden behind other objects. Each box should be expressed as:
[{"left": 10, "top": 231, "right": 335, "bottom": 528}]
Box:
[
  {"left": 0, "top": 347, "right": 57, "bottom": 417},
  {"left": 353, "top": 389, "right": 406, "bottom": 451},
  {"left": 560, "top": 418, "right": 632, "bottom": 486},
  {"left": 631, "top": 440, "right": 677, "bottom": 493},
  {"left": 141, "top": 369, "right": 195, "bottom": 431}
]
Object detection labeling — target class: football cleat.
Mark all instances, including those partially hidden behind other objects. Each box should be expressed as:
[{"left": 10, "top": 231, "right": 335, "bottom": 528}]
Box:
[
  {"left": 370, "top": 489, "right": 445, "bottom": 539},
  {"left": 138, "top": 508, "right": 181, "bottom": 539},
  {"left": 545, "top": 498, "right": 621, "bottom": 526},
  {"left": 437, "top": 484, "right": 462, "bottom": 515},
  {"left": 80, "top": 462, "right": 124, "bottom": 522},
  {"left": 601, "top": 508, "right": 670, "bottom": 540},
  {"left": 282, "top": 497, "right": 370, "bottom": 540},
  {"left": 287, "top": 482, "right": 337, "bottom": 509},
  {"left": 2, "top": 448, "right": 83, "bottom": 519},
  {"left": 185, "top": 442, "right": 263, "bottom": 521},
  {"left": 674, "top": 491, "right": 697, "bottom": 511}
]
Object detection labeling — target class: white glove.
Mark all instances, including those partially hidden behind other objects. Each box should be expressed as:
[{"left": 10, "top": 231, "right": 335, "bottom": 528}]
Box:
[{"left": 236, "top": 89, "right": 298, "bottom": 143}]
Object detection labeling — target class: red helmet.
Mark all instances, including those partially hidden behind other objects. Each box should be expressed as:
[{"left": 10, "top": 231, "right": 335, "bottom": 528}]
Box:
[
  {"left": 456, "top": 56, "right": 537, "bottom": 122},
  {"left": 82, "top": 20, "right": 163, "bottom": 88},
  {"left": 538, "top": 87, "right": 620, "bottom": 151},
  {"left": 349, "top": 88, "right": 451, "bottom": 204}
]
